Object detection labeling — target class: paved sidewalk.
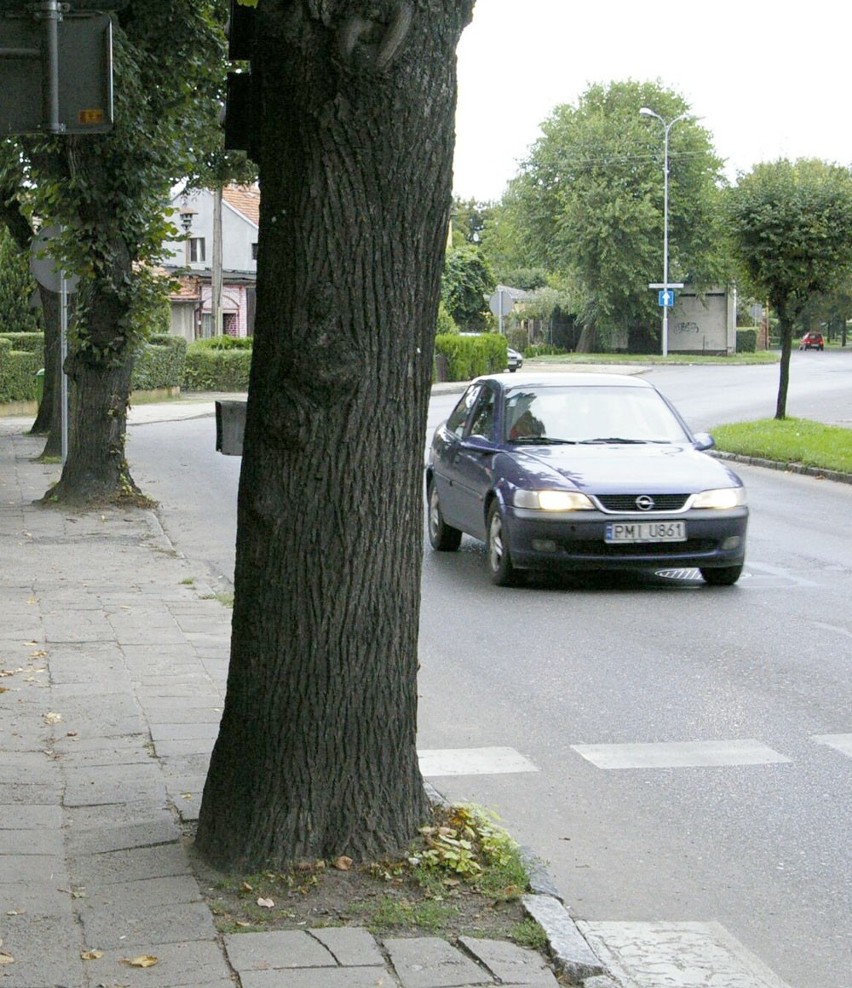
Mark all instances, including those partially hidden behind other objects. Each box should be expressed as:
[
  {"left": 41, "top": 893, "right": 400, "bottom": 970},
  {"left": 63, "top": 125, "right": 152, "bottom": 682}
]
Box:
[{"left": 0, "top": 419, "right": 611, "bottom": 988}]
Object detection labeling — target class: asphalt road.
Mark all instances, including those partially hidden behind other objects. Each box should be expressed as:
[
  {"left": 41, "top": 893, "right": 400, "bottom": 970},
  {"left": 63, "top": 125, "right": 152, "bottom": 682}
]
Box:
[{"left": 128, "top": 353, "right": 852, "bottom": 988}]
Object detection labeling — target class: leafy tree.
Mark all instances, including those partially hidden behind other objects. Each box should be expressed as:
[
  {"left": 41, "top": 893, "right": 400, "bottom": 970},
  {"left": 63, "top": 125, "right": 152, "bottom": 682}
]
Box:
[
  {"left": 0, "top": 2, "right": 228, "bottom": 497},
  {"left": 441, "top": 244, "right": 494, "bottom": 329},
  {"left": 196, "top": 0, "right": 475, "bottom": 871},
  {"left": 505, "top": 81, "right": 727, "bottom": 351},
  {"left": 450, "top": 197, "right": 493, "bottom": 245},
  {"left": 0, "top": 225, "right": 41, "bottom": 333},
  {"left": 726, "top": 158, "right": 852, "bottom": 417}
]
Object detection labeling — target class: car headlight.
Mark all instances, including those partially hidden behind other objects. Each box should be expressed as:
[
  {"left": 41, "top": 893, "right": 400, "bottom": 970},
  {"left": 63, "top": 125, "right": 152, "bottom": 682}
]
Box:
[
  {"left": 513, "top": 489, "right": 595, "bottom": 511},
  {"left": 691, "top": 487, "right": 747, "bottom": 509}
]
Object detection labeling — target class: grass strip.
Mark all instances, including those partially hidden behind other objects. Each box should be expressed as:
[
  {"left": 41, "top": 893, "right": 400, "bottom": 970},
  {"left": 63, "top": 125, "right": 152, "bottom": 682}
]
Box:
[{"left": 712, "top": 418, "right": 852, "bottom": 474}]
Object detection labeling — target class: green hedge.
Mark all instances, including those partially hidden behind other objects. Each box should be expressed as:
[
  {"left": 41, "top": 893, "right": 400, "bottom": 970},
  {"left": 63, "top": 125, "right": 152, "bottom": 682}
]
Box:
[
  {"left": 736, "top": 329, "right": 758, "bottom": 353},
  {"left": 434, "top": 333, "right": 508, "bottom": 381},
  {"left": 0, "top": 332, "right": 43, "bottom": 354},
  {"left": 0, "top": 337, "right": 41, "bottom": 402},
  {"left": 132, "top": 334, "right": 187, "bottom": 391},
  {"left": 182, "top": 341, "right": 252, "bottom": 392}
]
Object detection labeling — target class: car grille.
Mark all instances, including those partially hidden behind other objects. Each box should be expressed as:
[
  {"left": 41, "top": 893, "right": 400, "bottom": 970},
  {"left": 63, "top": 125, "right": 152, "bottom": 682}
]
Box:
[
  {"left": 596, "top": 494, "right": 690, "bottom": 513},
  {"left": 568, "top": 538, "right": 717, "bottom": 557}
]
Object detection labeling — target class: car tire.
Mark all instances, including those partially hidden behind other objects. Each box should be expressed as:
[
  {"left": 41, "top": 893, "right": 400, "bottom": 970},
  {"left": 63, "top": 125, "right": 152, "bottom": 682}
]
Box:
[
  {"left": 487, "top": 502, "right": 521, "bottom": 586},
  {"left": 427, "top": 480, "right": 462, "bottom": 551},
  {"left": 700, "top": 565, "right": 743, "bottom": 586}
]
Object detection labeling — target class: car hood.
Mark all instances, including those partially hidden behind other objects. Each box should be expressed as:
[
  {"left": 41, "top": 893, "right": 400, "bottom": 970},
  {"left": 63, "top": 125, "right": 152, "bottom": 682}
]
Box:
[{"left": 510, "top": 442, "right": 741, "bottom": 494}]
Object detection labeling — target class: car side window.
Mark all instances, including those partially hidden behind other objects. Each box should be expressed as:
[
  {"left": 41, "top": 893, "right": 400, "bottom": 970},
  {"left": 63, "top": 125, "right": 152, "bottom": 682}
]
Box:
[
  {"left": 468, "top": 387, "right": 495, "bottom": 440},
  {"left": 446, "top": 385, "right": 481, "bottom": 438}
]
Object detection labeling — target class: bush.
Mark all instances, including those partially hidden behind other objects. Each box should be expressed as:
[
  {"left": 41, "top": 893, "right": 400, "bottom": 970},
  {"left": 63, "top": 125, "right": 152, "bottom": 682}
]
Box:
[
  {"left": 434, "top": 333, "right": 507, "bottom": 382},
  {"left": 183, "top": 340, "right": 252, "bottom": 392},
  {"left": 525, "top": 343, "right": 567, "bottom": 358},
  {"left": 0, "top": 337, "right": 41, "bottom": 402},
  {"left": 736, "top": 329, "right": 758, "bottom": 353},
  {"left": 0, "top": 331, "right": 43, "bottom": 354},
  {"left": 132, "top": 334, "right": 187, "bottom": 391},
  {"left": 191, "top": 335, "right": 253, "bottom": 350}
]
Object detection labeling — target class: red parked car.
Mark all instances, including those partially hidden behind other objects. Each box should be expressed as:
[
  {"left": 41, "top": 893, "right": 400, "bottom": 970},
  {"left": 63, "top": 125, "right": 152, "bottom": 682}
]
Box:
[{"left": 799, "top": 332, "right": 824, "bottom": 350}]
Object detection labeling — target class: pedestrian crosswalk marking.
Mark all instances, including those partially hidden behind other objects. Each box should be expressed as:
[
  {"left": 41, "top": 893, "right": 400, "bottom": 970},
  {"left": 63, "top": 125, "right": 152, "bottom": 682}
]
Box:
[
  {"left": 418, "top": 746, "right": 539, "bottom": 777},
  {"left": 812, "top": 733, "right": 852, "bottom": 758},
  {"left": 570, "top": 739, "right": 791, "bottom": 770}
]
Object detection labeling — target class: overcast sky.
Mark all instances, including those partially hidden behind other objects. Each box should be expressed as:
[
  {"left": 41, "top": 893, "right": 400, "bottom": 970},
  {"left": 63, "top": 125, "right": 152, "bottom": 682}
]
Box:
[{"left": 453, "top": 0, "right": 852, "bottom": 202}]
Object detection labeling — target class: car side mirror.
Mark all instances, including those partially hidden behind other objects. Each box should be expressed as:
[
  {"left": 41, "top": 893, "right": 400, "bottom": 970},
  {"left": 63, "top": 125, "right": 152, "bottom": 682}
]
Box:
[{"left": 693, "top": 432, "right": 715, "bottom": 451}]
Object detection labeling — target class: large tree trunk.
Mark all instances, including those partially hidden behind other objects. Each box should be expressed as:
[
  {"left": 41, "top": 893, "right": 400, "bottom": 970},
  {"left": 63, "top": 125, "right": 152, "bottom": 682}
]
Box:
[{"left": 197, "top": 0, "right": 474, "bottom": 871}]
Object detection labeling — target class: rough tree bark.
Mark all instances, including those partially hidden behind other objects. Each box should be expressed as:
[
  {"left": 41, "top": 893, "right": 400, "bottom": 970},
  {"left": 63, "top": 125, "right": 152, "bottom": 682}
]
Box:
[{"left": 196, "top": 0, "right": 475, "bottom": 870}]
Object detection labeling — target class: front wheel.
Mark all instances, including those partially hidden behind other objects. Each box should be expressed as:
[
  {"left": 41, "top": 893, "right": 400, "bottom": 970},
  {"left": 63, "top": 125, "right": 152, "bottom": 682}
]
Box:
[
  {"left": 487, "top": 502, "right": 522, "bottom": 586},
  {"left": 427, "top": 480, "right": 462, "bottom": 551},
  {"left": 700, "top": 565, "right": 743, "bottom": 586}
]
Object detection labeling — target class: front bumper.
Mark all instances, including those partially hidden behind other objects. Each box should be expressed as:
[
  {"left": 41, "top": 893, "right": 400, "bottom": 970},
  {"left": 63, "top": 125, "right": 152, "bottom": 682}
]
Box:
[{"left": 504, "top": 506, "right": 748, "bottom": 572}]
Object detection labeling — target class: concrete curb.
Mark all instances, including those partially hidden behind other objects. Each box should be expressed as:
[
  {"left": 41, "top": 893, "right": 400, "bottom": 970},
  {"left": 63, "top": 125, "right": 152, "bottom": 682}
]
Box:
[{"left": 712, "top": 449, "right": 852, "bottom": 486}]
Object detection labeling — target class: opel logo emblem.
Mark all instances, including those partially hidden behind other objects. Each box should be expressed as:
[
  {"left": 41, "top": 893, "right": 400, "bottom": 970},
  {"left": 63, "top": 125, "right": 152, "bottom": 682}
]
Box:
[{"left": 635, "top": 495, "right": 655, "bottom": 511}]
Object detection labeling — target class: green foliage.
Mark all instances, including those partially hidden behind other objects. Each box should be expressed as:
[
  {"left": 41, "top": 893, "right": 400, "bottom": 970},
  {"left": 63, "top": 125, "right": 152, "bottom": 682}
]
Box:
[
  {"left": 0, "top": 337, "right": 41, "bottom": 401},
  {"left": 525, "top": 343, "right": 568, "bottom": 357},
  {"left": 504, "top": 80, "right": 727, "bottom": 349},
  {"left": 736, "top": 329, "right": 758, "bottom": 353},
  {"left": 415, "top": 805, "right": 527, "bottom": 897},
  {"left": 725, "top": 159, "right": 852, "bottom": 327},
  {"left": 434, "top": 332, "right": 507, "bottom": 381},
  {"left": 713, "top": 418, "right": 852, "bottom": 474},
  {"left": 0, "top": 331, "right": 43, "bottom": 353},
  {"left": 441, "top": 245, "right": 494, "bottom": 330},
  {"left": 436, "top": 301, "right": 458, "bottom": 335},
  {"left": 131, "top": 335, "right": 187, "bottom": 391},
  {"left": 0, "top": 226, "right": 41, "bottom": 332},
  {"left": 192, "top": 335, "right": 254, "bottom": 350},
  {"left": 183, "top": 340, "right": 252, "bottom": 391}
]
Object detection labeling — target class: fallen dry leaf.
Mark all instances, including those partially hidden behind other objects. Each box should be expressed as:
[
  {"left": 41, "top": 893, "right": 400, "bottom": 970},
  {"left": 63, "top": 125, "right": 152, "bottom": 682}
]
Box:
[
  {"left": 256, "top": 897, "right": 275, "bottom": 909},
  {"left": 334, "top": 856, "right": 354, "bottom": 871},
  {"left": 81, "top": 949, "right": 104, "bottom": 961},
  {"left": 0, "top": 950, "right": 13, "bottom": 965},
  {"left": 122, "top": 955, "right": 159, "bottom": 968},
  {"left": 43, "top": 712, "right": 62, "bottom": 725},
  {"left": 0, "top": 687, "right": 8, "bottom": 695},
  {"left": 240, "top": 881, "right": 253, "bottom": 892}
]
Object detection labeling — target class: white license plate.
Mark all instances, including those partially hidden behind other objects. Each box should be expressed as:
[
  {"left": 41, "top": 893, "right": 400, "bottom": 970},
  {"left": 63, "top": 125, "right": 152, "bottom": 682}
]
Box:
[{"left": 605, "top": 521, "right": 686, "bottom": 543}]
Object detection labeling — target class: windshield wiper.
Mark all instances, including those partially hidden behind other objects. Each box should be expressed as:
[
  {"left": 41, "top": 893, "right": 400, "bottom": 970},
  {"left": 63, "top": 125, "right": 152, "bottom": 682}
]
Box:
[
  {"left": 579, "top": 437, "right": 648, "bottom": 445},
  {"left": 508, "top": 437, "right": 578, "bottom": 446}
]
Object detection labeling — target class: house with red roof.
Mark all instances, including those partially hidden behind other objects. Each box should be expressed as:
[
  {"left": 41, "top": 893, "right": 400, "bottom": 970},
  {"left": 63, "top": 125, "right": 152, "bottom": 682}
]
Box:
[{"left": 163, "top": 185, "right": 260, "bottom": 340}]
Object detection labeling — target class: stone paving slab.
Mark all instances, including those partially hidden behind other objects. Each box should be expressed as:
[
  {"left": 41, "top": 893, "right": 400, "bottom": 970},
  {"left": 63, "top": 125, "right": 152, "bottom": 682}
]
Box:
[{"left": 384, "top": 936, "right": 489, "bottom": 987}]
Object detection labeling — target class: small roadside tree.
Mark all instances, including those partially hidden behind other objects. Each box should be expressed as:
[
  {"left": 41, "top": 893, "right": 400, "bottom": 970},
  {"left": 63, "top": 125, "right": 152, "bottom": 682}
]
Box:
[
  {"left": 726, "top": 158, "right": 852, "bottom": 418},
  {"left": 0, "top": 2, "right": 229, "bottom": 499}
]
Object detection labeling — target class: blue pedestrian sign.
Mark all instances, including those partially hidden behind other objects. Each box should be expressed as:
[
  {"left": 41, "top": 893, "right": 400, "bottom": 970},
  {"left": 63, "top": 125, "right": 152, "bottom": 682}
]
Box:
[{"left": 658, "top": 289, "right": 675, "bottom": 308}]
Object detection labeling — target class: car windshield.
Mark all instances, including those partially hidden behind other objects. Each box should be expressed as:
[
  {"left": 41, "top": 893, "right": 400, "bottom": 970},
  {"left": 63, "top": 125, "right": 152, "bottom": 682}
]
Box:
[{"left": 504, "top": 385, "right": 691, "bottom": 444}]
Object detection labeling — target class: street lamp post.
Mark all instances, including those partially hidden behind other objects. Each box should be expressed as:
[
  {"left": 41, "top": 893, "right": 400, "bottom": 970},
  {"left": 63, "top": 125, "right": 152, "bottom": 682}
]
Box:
[{"left": 640, "top": 107, "right": 690, "bottom": 357}]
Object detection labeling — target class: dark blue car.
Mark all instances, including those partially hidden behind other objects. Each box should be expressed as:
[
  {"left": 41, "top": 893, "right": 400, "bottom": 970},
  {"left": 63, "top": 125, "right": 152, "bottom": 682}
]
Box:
[{"left": 426, "top": 372, "right": 748, "bottom": 587}]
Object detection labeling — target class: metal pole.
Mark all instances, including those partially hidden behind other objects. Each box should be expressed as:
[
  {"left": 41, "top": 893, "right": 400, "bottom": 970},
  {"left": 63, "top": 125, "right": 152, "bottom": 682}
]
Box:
[
  {"left": 33, "top": 0, "right": 63, "bottom": 134},
  {"left": 662, "top": 122, "right": 670, "bottom": 358},
  {"left": 60, "top": 269, "right": 69, "bottom": 464}
]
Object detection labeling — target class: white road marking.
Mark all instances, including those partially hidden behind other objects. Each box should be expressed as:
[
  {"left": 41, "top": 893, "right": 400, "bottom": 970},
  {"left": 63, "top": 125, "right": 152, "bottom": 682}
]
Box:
[
  {"left": 812, "top": 733, "right": 852, "bottom": 758},
  {"left": 418, "top": 746, "right": 539, "bottom": 776},
  {"left": 570, "top": 739, "right": 792, "bottom": 770},
  {"left": 579, "top": 920, "right": 794, "bottom": 988}
]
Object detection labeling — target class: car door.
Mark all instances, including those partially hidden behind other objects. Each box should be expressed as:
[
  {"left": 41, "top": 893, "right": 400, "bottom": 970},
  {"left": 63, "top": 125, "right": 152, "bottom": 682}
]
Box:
[
  {"left": 448, "top": 384, "right": 498, "bottom": 539},
  {"left": 431, "top": 384, "right": 482, "bottom": 531}
]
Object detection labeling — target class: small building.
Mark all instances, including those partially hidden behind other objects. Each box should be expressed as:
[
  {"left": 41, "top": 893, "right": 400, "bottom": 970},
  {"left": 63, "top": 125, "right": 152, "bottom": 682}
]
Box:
[
  {"left": 162, "top": 185, "right": 259, "bottom": 340},
  {"left": 667, "top": 286, "right": 736, "bottom": 355}
]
